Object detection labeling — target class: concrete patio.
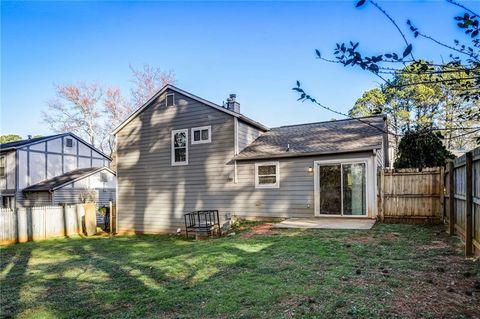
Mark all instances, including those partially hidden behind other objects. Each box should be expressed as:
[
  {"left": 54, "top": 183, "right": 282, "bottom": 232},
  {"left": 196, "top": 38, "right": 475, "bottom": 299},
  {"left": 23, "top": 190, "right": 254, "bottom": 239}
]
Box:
[{"left": 274, "top": 218, "right": 376, "bottom": 230}]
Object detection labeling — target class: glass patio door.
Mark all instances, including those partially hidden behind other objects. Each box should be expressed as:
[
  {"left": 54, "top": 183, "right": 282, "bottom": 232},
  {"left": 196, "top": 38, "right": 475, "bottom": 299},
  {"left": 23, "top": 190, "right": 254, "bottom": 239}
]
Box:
[{"left": 318, "top": 162, "right": 366, "bottom": 216}]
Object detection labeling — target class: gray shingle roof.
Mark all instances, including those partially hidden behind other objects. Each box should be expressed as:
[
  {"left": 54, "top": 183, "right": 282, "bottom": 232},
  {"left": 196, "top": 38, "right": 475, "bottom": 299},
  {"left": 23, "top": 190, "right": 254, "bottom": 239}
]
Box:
[
  {"left": 23, "top": 167, "right": 114, "bottom": 192},
  {"left": 234, "top": 115, "right": 386, "bottom": 160}
]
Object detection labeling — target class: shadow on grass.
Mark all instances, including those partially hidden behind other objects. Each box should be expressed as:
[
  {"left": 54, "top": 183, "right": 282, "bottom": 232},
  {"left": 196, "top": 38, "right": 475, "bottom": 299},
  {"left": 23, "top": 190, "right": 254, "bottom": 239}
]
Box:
[{"left": 0, "top": 224, "right": 478, "bottom": 318}]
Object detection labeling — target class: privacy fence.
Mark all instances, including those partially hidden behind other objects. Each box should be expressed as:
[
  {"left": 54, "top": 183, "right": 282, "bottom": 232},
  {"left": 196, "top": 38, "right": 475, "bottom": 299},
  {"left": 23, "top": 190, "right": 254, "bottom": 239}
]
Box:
[
  {"left": 0, "top": 205, "right": 85, "bottom": 245},
  {"left": 0, "top": 202, "right": 117, "bottom": 245},
  {"left": 444, "top": 147, "right": 480, "bottom": 256},
  {"left": 377, "top": 167, "right": 444, "bottom": 223}
]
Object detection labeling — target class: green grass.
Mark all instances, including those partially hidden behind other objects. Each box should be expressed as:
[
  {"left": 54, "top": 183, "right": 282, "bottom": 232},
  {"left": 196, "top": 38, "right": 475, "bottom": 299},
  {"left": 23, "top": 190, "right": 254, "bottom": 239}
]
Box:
[{"left": 1, "top": 224, "right": 479, "bottom": 319}]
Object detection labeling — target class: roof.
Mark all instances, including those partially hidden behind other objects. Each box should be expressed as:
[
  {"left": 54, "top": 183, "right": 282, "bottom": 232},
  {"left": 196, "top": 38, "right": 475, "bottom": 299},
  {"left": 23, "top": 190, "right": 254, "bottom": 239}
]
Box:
[
  {"left": 112, "top": 84, "right": 269, "bottom": 135},
  {"left": 0, "top": 134, "right": 65, "bottom": 151},
  {"left": 234, "top": 115, "right": 386, "bottom": 160},
  {"left": 0, "top": 132, "right": 112, "bottom": 160},
  {"left": 22, "top": 167, "right": 115, "bottom": 192}
]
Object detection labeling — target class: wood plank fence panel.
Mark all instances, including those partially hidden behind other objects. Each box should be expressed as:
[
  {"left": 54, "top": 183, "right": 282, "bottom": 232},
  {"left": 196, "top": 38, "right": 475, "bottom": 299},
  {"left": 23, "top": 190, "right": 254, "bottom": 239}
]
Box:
[
  {"left": 378, "top": 167, "right": 443, "bottom": 222},
  {"left": 445, "top": 146, "right": 480, "bottom": 256},
  {"left": 0, "top": 204, "right": 86, "bottom": 245}
]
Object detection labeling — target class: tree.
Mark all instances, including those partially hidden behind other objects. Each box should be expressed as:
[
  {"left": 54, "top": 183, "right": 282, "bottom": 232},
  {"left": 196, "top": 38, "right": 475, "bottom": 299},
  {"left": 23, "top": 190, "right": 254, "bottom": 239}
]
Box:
[
  {"left": 394, "top": 129, "right": 454, "bottom": 169},
  {"left": 0, "top": 134, "right": 22, "bottom": 144},
  {"left": 349, "top": 88, "right": 385, "bottom": 117},
  {"left": 130, "top": 65, "right": 176, "bottom": 109},
  {"left": 293, "top": 0, "right": 480, "bottom": 153},
  {"left": 43, "top": 82, "right": 103, "bottom": 146},
  {"left": 42, "top": 65, "right": 176, "bottom": 155},
  {"left": 349, "top": 62, "right": 479, "bottom": 151}
]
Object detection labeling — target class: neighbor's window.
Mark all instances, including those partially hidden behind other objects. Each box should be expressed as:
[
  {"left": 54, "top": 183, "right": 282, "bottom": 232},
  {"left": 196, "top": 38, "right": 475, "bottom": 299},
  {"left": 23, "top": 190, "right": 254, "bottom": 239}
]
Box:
[
  {"left": 171, "top": 129, "right": 188, "bottom": 165},
  {"left": 65, "top": 138, "right": 73, "bottom": 147},
  {"left": 166, "top": 93, "right": 175, "bottom": 107},
  {"left": 191, "top": 126, "right": 211, "bottom": 144},
  {"left": 255, "top": 162, "right": 280, "bottom": 188},
  {"left": 0, "top": 156, "right": 5, "bottom": 178}
]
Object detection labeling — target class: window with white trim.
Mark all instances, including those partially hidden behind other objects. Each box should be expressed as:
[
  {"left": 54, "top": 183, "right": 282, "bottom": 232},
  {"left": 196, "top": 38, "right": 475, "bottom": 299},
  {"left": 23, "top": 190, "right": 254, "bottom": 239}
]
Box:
[
  {"left": 191, "top": 126, "right": 211, "bottom": 144},
  {"left": 255, "top": 162, "right": 280, "bottom": 188},
  {"left": 166, "top": 93, "right": 175, "bottom": 107},
  {"left": 171, "top": 129, "right": 188, "bottom": 165}
]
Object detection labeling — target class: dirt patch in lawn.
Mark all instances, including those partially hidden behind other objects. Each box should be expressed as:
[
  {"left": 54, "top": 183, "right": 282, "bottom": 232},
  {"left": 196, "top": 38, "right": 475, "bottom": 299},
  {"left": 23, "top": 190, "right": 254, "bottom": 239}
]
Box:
[
  {"left": 239, "top": 223, "right": 274, "bottom": 239},
  {"left": 388, "top": 256, "right": 480, "bottom": 318}
]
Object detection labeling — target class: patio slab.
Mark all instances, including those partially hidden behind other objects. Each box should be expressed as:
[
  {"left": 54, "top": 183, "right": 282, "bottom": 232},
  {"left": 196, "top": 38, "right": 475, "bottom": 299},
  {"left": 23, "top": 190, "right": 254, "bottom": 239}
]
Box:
[{"left": 273, "top": 218, "right": 376, "bottom": 230}]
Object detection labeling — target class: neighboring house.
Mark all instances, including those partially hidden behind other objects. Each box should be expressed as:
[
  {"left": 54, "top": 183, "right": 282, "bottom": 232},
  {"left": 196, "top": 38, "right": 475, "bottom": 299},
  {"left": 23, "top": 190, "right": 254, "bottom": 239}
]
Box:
[
  {"left": 0, "top": 133, "right": 116, "bottom": 208},
  {"left": 113, "top": 85, "right": 389, "bottom": 234}
]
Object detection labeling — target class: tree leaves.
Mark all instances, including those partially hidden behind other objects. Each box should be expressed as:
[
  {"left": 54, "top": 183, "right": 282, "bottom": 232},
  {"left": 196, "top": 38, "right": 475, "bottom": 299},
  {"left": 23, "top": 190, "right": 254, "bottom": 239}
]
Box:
[
  {"left": 403, "top": 44, "right": 413, "bottom": 58},
  {"left": 356, "top": 0, "right": 366, "bottom": 8}
]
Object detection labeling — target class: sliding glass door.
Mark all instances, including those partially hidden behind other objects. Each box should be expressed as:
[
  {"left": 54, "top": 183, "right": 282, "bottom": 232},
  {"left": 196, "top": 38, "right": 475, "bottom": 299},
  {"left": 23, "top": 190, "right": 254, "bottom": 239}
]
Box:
[{"left": 318, "top": 162, "right": 366, "bottom": 216}]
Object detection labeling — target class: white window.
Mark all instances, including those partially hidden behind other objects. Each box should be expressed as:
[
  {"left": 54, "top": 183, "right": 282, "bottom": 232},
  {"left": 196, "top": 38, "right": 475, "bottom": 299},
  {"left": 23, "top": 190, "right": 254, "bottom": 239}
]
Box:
[
  {"left": 166, "top": 93, "right": 175, "bottom": 107},
  {"left": 191, "top": 126, "right": 211, "bottom": 144},
  {"left": 171, "top": 129, "right": 188, "bottom": 165},
  {"left": 255, "top": 162, "right": 280, "bottom": 188},
  {"left": 0, "top": 156, "right": 5, "bottom": 178}
]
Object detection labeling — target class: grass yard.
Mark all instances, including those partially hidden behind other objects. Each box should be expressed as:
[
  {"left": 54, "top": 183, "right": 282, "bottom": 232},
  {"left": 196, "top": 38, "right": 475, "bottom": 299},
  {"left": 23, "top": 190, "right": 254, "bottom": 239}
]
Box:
[{"left": 1, "top": 223, "right": 479, "bottom": 319}]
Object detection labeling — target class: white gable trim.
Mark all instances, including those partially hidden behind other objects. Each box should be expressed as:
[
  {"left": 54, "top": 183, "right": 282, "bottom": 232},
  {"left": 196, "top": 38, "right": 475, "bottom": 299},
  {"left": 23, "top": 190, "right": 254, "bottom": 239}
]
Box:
[{"left": 112, "top": 84, "right": 268, "bottom": 135}]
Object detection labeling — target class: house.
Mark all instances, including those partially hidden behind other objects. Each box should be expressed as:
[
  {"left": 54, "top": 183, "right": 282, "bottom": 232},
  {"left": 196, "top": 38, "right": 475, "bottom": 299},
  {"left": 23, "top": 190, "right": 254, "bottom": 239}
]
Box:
[
  {"left": 113, "top": 85, "right": 388, "bottom": 234},
  {"left": 0, "top": 133, "right": 116, "bottom": 208}
]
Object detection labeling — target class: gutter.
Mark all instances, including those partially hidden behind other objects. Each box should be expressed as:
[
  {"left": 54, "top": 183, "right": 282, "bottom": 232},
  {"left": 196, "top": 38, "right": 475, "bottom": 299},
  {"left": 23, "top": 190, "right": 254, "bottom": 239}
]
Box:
[{"left": 233, "top": 146, "right": 382, "bottom": 161}]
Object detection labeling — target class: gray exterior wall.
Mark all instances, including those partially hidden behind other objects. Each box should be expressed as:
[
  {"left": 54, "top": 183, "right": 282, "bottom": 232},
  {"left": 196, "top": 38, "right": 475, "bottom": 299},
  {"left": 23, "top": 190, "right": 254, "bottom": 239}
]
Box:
[
  {"left": 233, "top": 151, "right": 378, "bottom": 219},
  {"left": 116, "top": 88, "right": 380, "bottom": 234},
  {"left": 237, "top": 120, "right": 264, "bottom": 152},
  {"left": 0, "top": 150, "right": 16, "bottom": 193},
  {"left": 4, "top": 134, "right": 111, "bottom": 207},
  {"left": 116, "top": 89, "right": 237, "bottom": 233}
]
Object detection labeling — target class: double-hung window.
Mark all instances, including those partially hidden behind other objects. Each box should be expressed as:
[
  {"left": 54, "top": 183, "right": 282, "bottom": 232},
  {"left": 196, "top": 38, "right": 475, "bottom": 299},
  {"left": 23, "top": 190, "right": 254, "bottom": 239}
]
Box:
[
  {"left": 191, "top": 126, "right": 211, "bottom": 144},
  {"left": 172, "top": 129, "right": 188, "bottom": 165},
  {"left": 255, "top": 162, "right": 280, "bottom": 188}
]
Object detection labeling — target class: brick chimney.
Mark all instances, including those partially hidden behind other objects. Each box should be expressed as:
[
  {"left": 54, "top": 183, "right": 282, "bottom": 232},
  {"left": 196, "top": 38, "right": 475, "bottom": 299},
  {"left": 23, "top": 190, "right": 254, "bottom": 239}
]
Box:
[{"left": 224, "top": 94, "right": 240, "bottom": 113}]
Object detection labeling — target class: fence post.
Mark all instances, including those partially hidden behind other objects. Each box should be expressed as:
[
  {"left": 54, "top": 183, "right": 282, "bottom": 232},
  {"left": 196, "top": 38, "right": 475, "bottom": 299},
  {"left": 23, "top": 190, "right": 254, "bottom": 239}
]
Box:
[
  {"left": 448, "top": 161, "right": 455, "bottom": 236},
  {"left": 380, "top": 169, "right": 385, "bottom": 221},
  {"left": 465, "top": 152, "right": 473, "bottom": 256},
  {"left": 109, "top": 201, "right": 113, "bottom": 237},
  {"left": 440, "top": 166, "right": 444, "bottom": 221}
]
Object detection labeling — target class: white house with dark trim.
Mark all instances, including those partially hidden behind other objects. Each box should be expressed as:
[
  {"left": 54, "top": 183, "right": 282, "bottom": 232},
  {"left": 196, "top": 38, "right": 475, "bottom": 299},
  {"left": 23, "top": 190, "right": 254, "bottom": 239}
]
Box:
[
  {"left": 113, "top": 85, "right": 388, "bottom": 234},
  {"left": 0, "top": 133, "right": 116, "bottom": 208}
]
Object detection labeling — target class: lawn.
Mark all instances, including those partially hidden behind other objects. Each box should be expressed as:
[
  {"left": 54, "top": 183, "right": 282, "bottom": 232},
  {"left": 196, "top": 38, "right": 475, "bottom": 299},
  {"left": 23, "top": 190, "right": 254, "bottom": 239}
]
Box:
[{"left": 1, "top": 223, "right": 479, "bottom": 319}]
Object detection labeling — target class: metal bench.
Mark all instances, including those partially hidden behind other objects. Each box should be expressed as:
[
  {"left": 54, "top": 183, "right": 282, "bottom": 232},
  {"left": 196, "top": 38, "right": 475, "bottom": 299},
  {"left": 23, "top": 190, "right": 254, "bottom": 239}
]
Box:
[{"left": 184, "top": 210, "right": 221, "bottom": 238}]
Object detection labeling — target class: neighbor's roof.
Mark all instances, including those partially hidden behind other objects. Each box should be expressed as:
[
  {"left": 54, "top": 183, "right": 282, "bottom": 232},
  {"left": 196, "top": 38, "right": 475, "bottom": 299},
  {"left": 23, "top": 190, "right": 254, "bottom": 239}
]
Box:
[
  {"left": 234, "top": 115, "right": 386, "bottom": 160},
  {"left": 23, "top": 167, "right": 115, "bottom": 192},
  {"left": 0, "top": 132, "right": 112, "bottom": 160},
  {"left": 0, "top": 134, "right": 65, "bottom": 151},
  {"left": 112, "top": 84, "right": 269, "bottom": 135}
]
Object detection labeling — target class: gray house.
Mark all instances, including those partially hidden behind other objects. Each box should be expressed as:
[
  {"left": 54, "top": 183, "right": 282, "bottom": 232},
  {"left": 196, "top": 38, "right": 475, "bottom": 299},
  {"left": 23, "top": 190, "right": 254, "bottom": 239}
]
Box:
[
  {"left": 113, "top": 85, "right": 388, "bottom": 234},
  {"left": 0, "top": 133, "right": 116, "bottom": 208}
]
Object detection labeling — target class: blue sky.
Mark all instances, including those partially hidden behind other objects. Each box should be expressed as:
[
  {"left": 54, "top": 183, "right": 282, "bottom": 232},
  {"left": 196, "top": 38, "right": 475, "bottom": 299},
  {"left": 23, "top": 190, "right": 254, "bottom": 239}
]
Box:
[{"left": 1, "top": 0, "right": 476, "bottom": 138}]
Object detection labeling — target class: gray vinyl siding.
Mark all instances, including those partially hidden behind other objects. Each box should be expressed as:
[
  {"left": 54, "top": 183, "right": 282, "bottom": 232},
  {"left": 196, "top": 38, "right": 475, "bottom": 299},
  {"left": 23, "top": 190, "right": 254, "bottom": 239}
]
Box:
[
  {"left": 376, "top": 147, "right": 384, "bottom": 168},
  {"left": 22, "top": 191, "right": 52, "bottom": 207},
  {"left": 11, "top": 135, "right": 112, "bottom": 207},
  {"left": 233, "top": 151, "right": 377, "bottom": 219},
  {"left": 53, "top": 188, "right": 115, "bottom": 207},
  {"left": 237, "top": 120, "right": 263, "bottom": 152},
  {"left": 116, "top": 89, "right": 237, "bottom": 233}
]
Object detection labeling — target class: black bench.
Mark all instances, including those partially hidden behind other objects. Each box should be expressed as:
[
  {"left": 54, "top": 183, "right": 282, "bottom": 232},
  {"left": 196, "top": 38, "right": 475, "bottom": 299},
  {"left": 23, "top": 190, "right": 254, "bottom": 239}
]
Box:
[{"left": 184, "top": 210, "right": 221, "bottom": 238}]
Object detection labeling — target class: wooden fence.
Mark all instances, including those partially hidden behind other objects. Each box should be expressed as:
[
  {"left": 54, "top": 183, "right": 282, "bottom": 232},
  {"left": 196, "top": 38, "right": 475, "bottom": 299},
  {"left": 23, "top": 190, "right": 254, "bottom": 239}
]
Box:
[
  {"left": 0, "top": 204, "right": 85, "bottom": 245},
  {"left": 378, "top": 167, "right": 444, "bottom": 223},
  {"left": 444, "top": 146, "right": 480, "bottom": 256}
]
